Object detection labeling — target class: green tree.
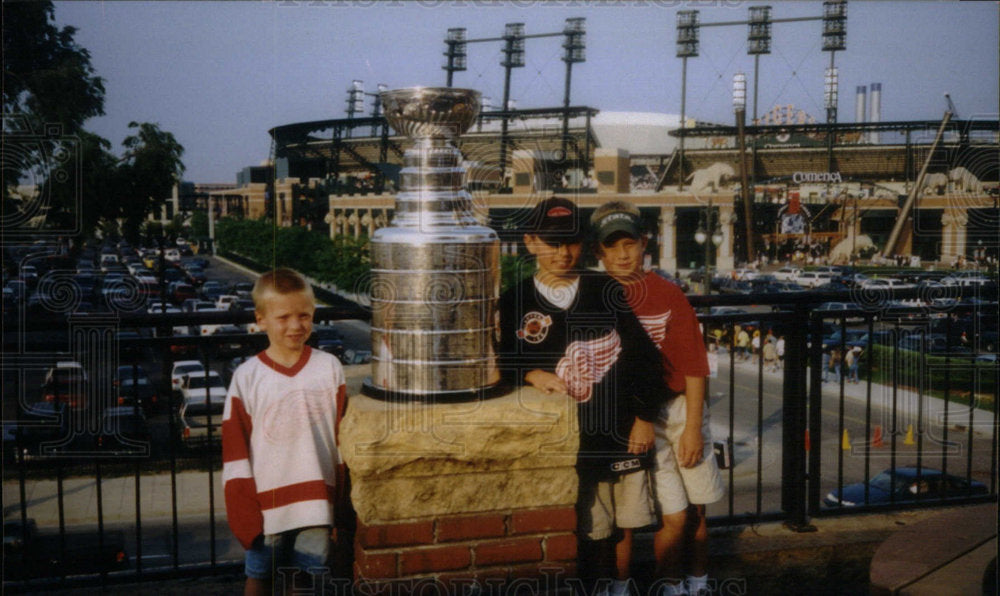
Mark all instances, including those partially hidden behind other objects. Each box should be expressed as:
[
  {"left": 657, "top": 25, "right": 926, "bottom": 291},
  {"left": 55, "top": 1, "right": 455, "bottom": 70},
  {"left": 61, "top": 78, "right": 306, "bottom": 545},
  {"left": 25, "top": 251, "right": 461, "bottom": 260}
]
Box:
[
  {"left": 118, "top": 122, "right": 185, "bottom": 243},
  {"left": 3, "top": 1, "right": 105, "bottom": 222}
]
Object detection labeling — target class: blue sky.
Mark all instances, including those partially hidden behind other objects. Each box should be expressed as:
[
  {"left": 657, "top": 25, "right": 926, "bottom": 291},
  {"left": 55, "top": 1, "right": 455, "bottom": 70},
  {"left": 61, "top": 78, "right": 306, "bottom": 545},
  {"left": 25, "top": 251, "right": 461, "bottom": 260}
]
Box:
[{"left": 54, "top": 1, "right": 998, "bottom": 183}]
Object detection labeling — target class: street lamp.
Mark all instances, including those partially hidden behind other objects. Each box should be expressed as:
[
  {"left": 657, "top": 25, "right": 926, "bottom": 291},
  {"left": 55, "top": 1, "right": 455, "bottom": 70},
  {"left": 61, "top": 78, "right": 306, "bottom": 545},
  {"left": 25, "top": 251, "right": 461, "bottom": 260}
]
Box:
[{"left": 695, "top": 199, "right": 723, "bottom": 295}]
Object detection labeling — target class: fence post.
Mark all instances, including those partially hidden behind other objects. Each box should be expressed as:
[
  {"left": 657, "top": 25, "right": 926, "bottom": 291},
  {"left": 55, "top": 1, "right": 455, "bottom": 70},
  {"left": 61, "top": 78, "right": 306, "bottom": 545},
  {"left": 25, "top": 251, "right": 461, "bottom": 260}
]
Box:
[{"left": 781, "top": 304, "right": 815, "bottom": 531}]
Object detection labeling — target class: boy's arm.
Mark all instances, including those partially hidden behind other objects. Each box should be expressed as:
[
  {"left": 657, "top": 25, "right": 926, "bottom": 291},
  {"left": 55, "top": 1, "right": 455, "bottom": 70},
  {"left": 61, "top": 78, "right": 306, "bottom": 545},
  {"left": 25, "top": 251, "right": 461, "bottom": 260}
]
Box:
[
  {"left": 677, "top": 375, "right": 706, "bottom": 468},
  {"left": 525, "top": 369, "right": 567, "bottom": 394},
  {"left": 221, "top": 383, "right": 263, "bottom": 550}
]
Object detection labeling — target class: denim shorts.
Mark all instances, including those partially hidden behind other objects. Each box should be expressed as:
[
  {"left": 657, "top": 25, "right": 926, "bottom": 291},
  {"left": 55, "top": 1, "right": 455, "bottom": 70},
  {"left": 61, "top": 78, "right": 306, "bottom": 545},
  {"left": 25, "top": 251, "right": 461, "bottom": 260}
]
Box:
[{"left": 245, "top": 526, "right": 331, "bottom": 580}]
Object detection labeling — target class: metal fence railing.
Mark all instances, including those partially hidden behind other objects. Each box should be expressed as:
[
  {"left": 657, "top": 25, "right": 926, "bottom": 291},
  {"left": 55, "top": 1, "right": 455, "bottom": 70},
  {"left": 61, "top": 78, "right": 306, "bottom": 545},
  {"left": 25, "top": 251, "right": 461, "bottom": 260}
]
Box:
[{"left": 2, "top": 290, "right": 997, "bottom": 589}]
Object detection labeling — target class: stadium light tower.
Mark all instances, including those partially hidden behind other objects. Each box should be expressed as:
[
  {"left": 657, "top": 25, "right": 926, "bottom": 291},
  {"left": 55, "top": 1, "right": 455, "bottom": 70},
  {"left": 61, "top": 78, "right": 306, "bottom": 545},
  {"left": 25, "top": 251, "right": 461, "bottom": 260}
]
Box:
[
  {"left": 561, "top": 17, "right": 586, "bottom": 161},
  {"left": 346, "top": 80, "right": 366, "bottom": 139},
  {"left": 675, "top": 10, "right": 699, "bottom": 190},
  {"left": 822, "top": 0, "right": 847, "bottom": 123},
  {"left": 498, "top": 22, "right": 525, "bottom": 188},
  {"left": 443, "top": 28, "right": 468, "bottom": 88},
  {"left": 733, "top": 72, "right": 754, "bottom": 264}
]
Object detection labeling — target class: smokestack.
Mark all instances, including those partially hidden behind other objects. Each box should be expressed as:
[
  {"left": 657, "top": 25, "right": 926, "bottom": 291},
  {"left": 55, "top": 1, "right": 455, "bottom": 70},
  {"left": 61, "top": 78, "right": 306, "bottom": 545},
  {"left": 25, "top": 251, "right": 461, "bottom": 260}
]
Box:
[
  {"left": 855, "top": 85, "right": 867, "bottom": 143},
  {"left": 869, "top": 83, "right": 882, "bottom": 144},
  {"left": 366, "top": 87, "right": 502, "bottom": 401}
]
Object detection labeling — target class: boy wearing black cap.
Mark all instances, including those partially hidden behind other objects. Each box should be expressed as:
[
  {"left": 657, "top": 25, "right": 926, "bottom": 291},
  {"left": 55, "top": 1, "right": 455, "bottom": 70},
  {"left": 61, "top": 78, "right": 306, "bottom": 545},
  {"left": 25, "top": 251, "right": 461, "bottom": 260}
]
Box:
[
  {"left": 497, "top": 197, "right": 666, "bottom": 596},
  {"left": 591, "top": 201, "right": 724, "bottom": 596}
]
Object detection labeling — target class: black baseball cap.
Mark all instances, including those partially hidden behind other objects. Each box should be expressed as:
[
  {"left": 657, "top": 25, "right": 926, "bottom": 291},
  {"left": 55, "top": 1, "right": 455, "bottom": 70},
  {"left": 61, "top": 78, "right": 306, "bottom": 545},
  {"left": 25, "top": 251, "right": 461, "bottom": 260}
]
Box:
[
  {"left": 524, "top": 197, "right": 584, "bottom": 242},
  {"left": 592, "top": 205, "right": 643, "bottom": 245}
]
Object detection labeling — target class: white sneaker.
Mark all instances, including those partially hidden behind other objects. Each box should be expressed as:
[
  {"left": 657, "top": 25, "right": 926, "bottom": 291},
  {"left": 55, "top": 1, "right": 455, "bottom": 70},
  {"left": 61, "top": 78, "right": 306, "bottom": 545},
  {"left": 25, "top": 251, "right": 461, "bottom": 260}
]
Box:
[{"left": 659, "top": 581, "right": 689, "bottom": 596}]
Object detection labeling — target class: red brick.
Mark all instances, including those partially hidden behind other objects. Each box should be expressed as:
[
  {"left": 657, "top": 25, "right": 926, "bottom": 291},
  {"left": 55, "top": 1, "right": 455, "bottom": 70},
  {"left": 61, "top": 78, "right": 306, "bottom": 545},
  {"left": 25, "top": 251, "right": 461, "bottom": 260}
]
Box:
[
  {"left": 354, "top": 550, "right": 398, "bottom": 579},
  {"left": 358, "top": 521, "right": 435, "bottom": 548},
  {"left": 510, "top": 507, "right": 576, "bottom": 535},
  {"left": 437, "top": 514, "right": 507, "bottom": 542},
  {"left": 543, "top": 533, "right": 578, "bottom": 561},
  {"left": 400, "top": 544, "right": 472, "bottom": 575},
  {"left": 474, "top": 538, "right": 543, "bottom": 566},
  {"left": 436, "top": 572, "right": 486, "bottom": 595}
]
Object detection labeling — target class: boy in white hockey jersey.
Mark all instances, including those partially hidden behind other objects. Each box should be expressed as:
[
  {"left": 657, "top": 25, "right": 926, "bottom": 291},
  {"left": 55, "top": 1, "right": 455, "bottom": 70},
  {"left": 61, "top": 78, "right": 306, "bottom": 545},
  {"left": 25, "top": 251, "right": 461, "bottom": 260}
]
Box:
[{"left": 222, "top": 268, "right": 347, "bottom": 595}]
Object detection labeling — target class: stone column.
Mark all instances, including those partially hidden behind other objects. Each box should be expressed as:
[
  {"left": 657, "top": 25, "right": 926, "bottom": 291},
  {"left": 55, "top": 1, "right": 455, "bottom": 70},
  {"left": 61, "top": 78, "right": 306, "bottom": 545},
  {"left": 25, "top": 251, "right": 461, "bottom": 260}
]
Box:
[
  {"left": 594, "top": 148, "right": 630, "bottom": 194},
  {"left": 940, "top": 209, "right": 968, "bottom": 264},
  {"left": 341, "top": 387, "right": 579, "bottom": 593},
  {"left": 658, "top": 206, "right": 677, "bottom": 273},
  {"left": 362, "top": 210, "right": 374, "bottom": 237},
  {"left": 717, "top": 205, "right": 736, "bottom": 271},
  {"left": 349, "top": 211, "right": 361, "bottom": 239}
]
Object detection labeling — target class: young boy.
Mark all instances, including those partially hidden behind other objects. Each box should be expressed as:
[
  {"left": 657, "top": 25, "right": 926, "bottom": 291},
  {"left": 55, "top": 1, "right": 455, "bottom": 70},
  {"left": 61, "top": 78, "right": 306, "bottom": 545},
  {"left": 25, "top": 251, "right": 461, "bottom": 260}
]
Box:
[
  {"left": 497, "top": 197, "right": 666, "bottom": 596},
  {"left": 222, "top": 268, "right": 347, "bottom": 595},
  {"left": 591, "top": 201, "right": 725, "bottom": 596}
]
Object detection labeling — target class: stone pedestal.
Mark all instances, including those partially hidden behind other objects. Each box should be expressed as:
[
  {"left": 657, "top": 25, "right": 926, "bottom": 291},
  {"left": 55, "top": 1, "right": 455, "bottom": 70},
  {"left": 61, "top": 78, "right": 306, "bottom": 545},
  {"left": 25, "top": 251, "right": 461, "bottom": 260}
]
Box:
[
  {"left": 940, "top": 209, "right": 968, "bottom": 264},
  {"left": 340, "top": 386, "right": 580, "bottom": 593}
]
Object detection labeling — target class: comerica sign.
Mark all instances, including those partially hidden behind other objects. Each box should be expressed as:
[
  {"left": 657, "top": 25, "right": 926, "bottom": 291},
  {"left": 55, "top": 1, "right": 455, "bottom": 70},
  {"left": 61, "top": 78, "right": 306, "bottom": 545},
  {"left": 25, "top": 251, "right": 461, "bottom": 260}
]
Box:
[{"left": 792, "top": 172, "right": 843, "bottom": 184}]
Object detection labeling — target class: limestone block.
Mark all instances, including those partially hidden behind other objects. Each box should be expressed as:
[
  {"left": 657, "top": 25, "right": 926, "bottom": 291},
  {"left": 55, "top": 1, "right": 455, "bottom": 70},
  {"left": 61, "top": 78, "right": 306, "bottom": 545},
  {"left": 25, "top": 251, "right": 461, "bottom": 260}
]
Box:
[{"left": 341, "top": 386, "right": 580, "bottom": 524}]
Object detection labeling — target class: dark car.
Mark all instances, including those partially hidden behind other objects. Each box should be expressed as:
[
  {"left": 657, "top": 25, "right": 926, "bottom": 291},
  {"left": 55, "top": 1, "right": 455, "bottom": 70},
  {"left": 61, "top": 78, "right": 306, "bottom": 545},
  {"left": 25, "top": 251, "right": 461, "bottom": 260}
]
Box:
[
  {"left": 3, "top": 518, "right": 129, "bottom": 580},
  {"left": 116, "top": 376, "right": 160, "bottom": 414},
  {"left": 824, "top": 467, "right": 988, "bottom": 507}
]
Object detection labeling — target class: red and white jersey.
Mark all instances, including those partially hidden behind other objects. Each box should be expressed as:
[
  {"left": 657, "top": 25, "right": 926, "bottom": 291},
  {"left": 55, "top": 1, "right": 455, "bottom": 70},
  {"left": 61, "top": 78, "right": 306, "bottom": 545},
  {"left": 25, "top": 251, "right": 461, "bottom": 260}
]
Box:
[{"left": 222, "top": 346, "right": 347, "bottom": 549}]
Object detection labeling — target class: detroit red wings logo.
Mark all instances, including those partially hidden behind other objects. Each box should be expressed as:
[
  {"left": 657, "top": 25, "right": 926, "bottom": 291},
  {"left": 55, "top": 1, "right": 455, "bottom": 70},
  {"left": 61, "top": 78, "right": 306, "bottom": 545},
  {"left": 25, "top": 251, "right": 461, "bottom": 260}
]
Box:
[
  {"left": 637, "top": 311, "right": 671, "bottom": 345},
  {"left": 555, "top": 331, "right": 622, "bottom": 402}
]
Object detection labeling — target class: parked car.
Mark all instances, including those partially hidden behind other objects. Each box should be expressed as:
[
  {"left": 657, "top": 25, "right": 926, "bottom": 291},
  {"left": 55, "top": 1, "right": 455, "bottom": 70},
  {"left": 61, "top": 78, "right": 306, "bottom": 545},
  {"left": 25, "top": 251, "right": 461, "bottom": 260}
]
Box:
[
  {"left": 41, "top": 361, "right": 88, "bottom": 410},
  {"left": 861, "top": 277, "right": 914, "bottom": 290},
  {"left": 167, "top": 281, "right": 197, "bottom": 304},
  {"left": 199, "top": 280, "right": 225, "bottom": 302},
  {"left": 116, "top": 375, "right": 160, "bottom": 414},
  {"left": 178, "top": 377, "right": 226, "bottom": 445},
  {"left": 897, "top": 333, "right": 972, "bottom": 356},
  {"left": 816, "top": 302, "right": 865, "bottom": 323},
  {"left": 824, "top": 467, "right": 988, "bottom": 507},
  {"left": 795, "top": 271, "right": 835, "bottom": 289},
  {"left": 170, "top": 360, "right": 205, "bottom": 396},
  {"left": 3, "top": 518, "right": 129, "bottom": 580},
  {"left": 772, "top": 266, "right": 803, "bottom": 282},
  {"left": 179, "top": 370, "right": 227, "bottom": 405}
]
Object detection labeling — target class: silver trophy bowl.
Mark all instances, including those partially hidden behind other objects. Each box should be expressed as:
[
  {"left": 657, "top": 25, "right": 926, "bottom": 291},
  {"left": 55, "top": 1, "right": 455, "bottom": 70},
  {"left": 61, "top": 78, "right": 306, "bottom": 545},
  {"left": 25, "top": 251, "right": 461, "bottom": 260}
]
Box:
[
  {"left": 364, "top": 87, "right": 501, "bottom": 401},
  {"left": 381, "top": 87, "right": 481, "bottom": 140}
]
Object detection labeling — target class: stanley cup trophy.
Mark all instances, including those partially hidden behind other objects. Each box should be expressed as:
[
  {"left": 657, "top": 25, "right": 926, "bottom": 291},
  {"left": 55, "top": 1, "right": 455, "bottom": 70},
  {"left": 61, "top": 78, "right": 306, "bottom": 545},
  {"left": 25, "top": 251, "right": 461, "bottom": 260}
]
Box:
[{"left": 363, "top": 87, "right": 503, "bottom": 401}]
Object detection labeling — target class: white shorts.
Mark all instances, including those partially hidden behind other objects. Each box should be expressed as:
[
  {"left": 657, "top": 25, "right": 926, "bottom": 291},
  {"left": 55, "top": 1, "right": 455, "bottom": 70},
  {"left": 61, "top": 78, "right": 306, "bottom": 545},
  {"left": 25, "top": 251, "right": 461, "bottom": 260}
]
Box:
[
  {"left": 652, "top": 395, "right": 725, "bottom": 516},
  {"left": 577, "top": 469, "right": 655, "bottom": 541}
]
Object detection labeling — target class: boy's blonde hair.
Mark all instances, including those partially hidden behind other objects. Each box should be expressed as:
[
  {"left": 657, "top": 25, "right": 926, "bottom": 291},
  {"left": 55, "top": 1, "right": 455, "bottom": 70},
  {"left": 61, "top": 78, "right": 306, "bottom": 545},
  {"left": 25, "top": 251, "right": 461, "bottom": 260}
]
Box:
[{"left": 252, "top": 268, "right": 314, "bottom": 313}]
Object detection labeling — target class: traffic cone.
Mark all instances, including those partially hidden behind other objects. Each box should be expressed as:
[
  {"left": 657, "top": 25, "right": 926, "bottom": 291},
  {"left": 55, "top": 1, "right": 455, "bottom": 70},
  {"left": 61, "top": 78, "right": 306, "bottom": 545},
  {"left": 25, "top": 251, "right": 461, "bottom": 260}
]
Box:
[
  {"left": 904, "top": 424, "right": 916, "bottom": 445},
  {"left": 842, "top": 428, "right": 852, "bottom": 451},
  {"left": 872, "top": 425, "right": 884, "bottom": 448},
  {"left": 804, "top": 429, "right": 811, "bottom": 451}
]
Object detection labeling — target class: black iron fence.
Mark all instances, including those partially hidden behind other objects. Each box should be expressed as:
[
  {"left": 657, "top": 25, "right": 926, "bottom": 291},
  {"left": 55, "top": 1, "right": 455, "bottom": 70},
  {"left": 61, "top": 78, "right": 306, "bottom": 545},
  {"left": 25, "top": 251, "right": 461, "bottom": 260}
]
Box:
[{"left": 2, "top": 290, "right": 997, "bottom": 589}]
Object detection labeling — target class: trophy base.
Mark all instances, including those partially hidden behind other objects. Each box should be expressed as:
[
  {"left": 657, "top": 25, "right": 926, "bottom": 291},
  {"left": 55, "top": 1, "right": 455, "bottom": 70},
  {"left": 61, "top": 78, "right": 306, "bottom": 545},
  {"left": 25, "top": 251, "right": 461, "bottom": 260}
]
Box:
[{"left": 360, "top": 378, "right": 509, "bottom": 403}]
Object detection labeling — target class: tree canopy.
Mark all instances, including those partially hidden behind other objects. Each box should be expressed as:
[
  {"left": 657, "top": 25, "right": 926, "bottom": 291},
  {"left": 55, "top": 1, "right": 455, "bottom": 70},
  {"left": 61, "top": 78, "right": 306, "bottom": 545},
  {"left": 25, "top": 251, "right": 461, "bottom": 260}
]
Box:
[{"left": 3, "top": 2, "right": 186, "bottom": 241}]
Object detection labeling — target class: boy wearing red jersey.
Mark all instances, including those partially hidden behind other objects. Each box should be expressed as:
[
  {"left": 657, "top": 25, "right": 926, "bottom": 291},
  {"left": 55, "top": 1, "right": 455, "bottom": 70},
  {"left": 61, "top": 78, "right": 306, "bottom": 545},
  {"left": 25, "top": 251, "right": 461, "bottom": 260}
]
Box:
[{"left": 591, "top": 202, "right": 724, "bottom": 596}]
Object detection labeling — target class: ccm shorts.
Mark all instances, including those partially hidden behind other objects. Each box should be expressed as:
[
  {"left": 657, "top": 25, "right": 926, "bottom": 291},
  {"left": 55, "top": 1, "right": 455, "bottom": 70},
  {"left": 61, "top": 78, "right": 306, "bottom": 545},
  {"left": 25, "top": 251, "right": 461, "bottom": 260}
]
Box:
[
  {"left": 577, "top": 469, "right": 655, "bottom": 541},
  {"left": 245, "top": 525, "right": 331, "bottom": 580},
  {"left": 652, "top": 396, "right": 725, "bottom": 516}
]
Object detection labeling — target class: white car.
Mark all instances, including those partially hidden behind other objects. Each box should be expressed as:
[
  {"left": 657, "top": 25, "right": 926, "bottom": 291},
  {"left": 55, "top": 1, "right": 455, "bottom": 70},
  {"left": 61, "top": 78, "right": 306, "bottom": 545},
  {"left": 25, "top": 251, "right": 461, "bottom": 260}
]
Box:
[
  {"left": 163, "top": 248, "right": 181, "bottom": 263},
  {"left": 773, "top": 267, "right": 802, "bottom": 282},
  {"left": 861, "top": 277, "right": 913, "bottom": 290},
  {"left": 215, "top": 295, "right": 240, "bottom": 311},
  {"left": 178, "top": 370, "right": 227, "bottom": 404},
  {"left": 170, "top": 360, "right": 204, "bottom": 394},
  {"left": 795, "top": 271, "right": 834, "bottom": 288}
]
